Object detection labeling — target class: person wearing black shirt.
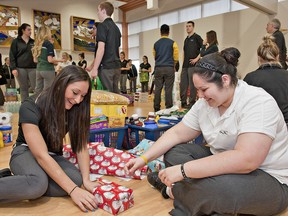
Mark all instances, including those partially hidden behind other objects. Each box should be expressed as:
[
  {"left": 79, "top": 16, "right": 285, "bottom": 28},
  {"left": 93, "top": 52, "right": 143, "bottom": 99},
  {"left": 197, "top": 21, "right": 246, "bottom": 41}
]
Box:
[
  {"left": 3, "top": 57, "right": 15, "bottom": 88},
  {"left": 127, "top": 59, "right": 138, "bottom": 93},
  {"left": 266, "top": 18, "right": 287, "bottom": 69},
  {"left": 244, "top": 36, "right": 288, "bottom": 125},
  {"left": 9, "top": 23, "right": 37, "bottom": 102},
  {"left": 88, "top": 2, "right": 121, "bottom": 93},
  {"left": 180, "top": 21, "right": 203, "bottom": 109},
  {"left": 78, "top": 52, "right": 87, "bottom": 69},
  {"left": 0, "top": 54, "right": 6, "bottom": 105},
  {"left": 0, "top": 66, "right": 99, "bottom": 212},
  {"left": 119, "top": 51, "right": 129, "bottom": 94}
]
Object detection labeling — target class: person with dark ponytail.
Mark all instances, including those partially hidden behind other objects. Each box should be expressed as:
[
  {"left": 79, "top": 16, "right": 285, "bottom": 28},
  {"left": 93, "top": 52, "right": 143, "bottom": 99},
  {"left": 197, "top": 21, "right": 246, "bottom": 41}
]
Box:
[
  {"left": 125, "top": 47, "right": 288, "bottom": 215},
  {"left": 0, "top": 66, "right": 98, "bottom": 213},
  {"left": 9, "top": 23, "right": 37, "bottom": 101},
  {"left": 244, "top": 36, "right": 288, "bottom": 126}
]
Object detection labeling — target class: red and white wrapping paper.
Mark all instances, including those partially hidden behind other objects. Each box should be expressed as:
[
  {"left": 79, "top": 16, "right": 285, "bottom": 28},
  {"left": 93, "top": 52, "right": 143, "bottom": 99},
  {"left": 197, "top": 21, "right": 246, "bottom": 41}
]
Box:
[
  {"left": 93, "top": 178, "right": 134, "bottom": 215},
  {"left": 63, "top": 142, "right": 147, "bottom": 179}
]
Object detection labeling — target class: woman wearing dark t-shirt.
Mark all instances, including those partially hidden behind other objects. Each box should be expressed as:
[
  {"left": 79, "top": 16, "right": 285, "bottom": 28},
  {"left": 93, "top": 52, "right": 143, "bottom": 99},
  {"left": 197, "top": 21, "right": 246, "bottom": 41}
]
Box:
[
  {"left": 78, "top": 52, "right": 87, "bottom": 69},
  {"left": 0, "top": 66, "right": 99, "bottom": 213},
  {"left": 139, "top": 55, "right": 151, "bottom": 93}
]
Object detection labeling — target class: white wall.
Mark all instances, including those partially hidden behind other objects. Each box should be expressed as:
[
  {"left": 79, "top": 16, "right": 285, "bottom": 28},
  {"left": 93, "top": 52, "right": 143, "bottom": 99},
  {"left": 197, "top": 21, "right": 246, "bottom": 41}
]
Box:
[
  {"left": 0, "top": 0, "right": 101, "bottom": 64},
  {"left": 141, "top": 0, "right": 288, "bottom": 78}
]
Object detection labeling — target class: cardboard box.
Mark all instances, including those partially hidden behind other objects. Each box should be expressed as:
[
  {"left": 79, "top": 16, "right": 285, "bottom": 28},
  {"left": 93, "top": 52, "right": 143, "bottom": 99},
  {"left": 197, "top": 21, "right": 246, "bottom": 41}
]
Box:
[
  {"left": 93, "top": 178, "right": 134, "bottom": 215},
  {"left": 108, "top": 116, "right": 125, "bottom": 128},
  {"left": 90, "top": 115, "right": 108, "bottom": 131},
  {"left": 91, "top": 104, "right": 127, "bottom": 118}
]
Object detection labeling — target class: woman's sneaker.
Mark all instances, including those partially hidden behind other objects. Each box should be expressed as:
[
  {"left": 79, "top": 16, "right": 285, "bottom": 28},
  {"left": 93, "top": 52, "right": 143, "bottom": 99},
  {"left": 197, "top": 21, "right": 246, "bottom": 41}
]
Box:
[
  {"left": 0, "top": 168, "right": 12, "bottom": 178},
  {"left": 147, "top": 172, "right": 170, "bottom": 199}
]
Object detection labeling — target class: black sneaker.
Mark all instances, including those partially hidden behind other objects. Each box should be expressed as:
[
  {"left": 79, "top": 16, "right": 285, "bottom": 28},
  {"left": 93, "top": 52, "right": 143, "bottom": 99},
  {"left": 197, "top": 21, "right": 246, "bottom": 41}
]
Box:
[
  {"left": 147, "top": 172, "right": 170, "bottom": 199},
  {"left": 0, "top": 168, "right": 12, "bottom": 178}
]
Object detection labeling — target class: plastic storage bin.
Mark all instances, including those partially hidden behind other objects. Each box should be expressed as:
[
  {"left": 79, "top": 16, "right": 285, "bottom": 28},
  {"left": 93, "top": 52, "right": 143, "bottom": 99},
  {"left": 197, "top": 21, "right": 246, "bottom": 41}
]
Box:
[
  {"left": 127, "top": 123, "right": 205, "bottom": 147},
  {"left": 127, "top": 124, "right": 173, "bottom": 144},
  {"left": 89, "top": 126, "right": 128, "bottom": 149}
]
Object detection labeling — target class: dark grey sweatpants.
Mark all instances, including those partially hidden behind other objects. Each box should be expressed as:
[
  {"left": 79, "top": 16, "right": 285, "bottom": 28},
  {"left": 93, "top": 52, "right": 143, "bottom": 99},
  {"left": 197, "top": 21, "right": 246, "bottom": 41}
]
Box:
[
  {"left": 153, "top": 66, "right": 175, "bottom": 111},
  {"left": 164, "top": 144, "right": 288, "bottom": 216},
  {"left": 98, "top": 68, "right": 121, "bottom": 94},
  {"left": 0, "top": 145, "right": 82, "bottom": 203}
]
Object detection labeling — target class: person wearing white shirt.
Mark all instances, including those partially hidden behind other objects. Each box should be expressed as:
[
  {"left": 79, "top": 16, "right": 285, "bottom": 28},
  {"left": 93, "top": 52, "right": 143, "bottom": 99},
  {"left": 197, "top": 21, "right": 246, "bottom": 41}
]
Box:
[
  {"left": 56, "top": 52, "right": 72, "bottom": 74},
  {"left": 125, "top": 47, "right": 288, "bottom": 215}
]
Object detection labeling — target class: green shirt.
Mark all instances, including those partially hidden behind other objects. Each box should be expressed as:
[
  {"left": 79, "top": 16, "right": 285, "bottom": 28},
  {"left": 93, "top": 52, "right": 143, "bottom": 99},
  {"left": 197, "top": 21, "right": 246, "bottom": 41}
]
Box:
[{"left": 37, "top": 40, "right": 55, "bottom": 71}]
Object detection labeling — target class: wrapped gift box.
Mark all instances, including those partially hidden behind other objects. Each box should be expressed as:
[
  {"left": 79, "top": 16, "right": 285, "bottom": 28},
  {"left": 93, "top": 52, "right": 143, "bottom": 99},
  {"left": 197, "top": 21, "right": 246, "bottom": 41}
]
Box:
[
  {"left": 93, "top": 178, "right": 134, "bottom": 215},
  {"left": 63, "top": 142, "right": 146, "bottom": 179},
  {"left": 128, "top": 139, "right": 165, "bottom": 173}
]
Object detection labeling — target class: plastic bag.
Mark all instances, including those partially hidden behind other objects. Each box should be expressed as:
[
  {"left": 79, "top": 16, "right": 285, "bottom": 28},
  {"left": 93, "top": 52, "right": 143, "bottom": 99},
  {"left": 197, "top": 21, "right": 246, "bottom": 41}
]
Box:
[{"left": 92, "top": 77, "right": 104, "bottom": 90}]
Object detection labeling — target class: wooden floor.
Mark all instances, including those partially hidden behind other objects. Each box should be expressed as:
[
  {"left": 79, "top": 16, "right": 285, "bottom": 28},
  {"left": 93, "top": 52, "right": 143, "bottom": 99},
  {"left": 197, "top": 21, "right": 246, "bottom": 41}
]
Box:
[
  {"left": 0, "top": 100, "right": 174, "bottom": 216},
  {"left": 0, "top": 99, "right": 288, "bottom": 216}
]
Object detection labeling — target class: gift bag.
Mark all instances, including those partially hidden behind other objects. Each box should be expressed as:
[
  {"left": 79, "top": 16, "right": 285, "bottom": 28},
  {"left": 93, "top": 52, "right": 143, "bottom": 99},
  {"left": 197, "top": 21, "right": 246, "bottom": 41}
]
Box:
[
  {"left": 92, "top": 77, "right": 105, "bottom": 90},
  {"left": 93, "top": 178, "right": 134, "bottom": 215},
  {"left": 139, "top": 72, "right": 149, "bottom": 83}
]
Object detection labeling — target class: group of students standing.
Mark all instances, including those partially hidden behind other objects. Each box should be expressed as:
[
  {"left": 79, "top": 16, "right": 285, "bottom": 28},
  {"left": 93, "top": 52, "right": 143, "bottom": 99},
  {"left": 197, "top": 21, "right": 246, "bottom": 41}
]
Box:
[
  {"left": 6, "top": 23, "right": 89, "bottom": 103},
  {"left": 119, "top": 51, "right": 152, "bottom": 94}
]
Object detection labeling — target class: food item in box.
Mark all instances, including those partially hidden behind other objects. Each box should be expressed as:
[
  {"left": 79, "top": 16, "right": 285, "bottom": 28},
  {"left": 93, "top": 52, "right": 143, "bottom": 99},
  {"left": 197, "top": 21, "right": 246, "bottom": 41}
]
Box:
[
  {"left": 108, "top": 117, "right": 125, "bottom": 128},
  {"left": 63, "top": 143, "right": 147, "bottom": 179},
  {"left": 93, "top": 178, "right": 134, "bottom": 215},
  {"left": 90, "top": 104, "right": 127, "bottom": 118},
  {"left": 90, "top": 115, "right": 108, "bottom": 130},
  {"left": 90, "top": 104, "right": 109, "bottom": 117},
  {"left": 91, "top": 90, "right": 129, "bottom": 105}
]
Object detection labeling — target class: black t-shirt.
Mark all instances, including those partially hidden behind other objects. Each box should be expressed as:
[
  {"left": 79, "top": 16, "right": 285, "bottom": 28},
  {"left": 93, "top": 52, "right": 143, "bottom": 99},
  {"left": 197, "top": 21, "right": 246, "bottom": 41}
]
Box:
[
  {"left": 140, "top": 62, "right": 151, "bottom": 71},
  {"left": 120, "top": 59, "right": 128, "bottom": 74},
  {"left": 96, "top": 18, "right": 121, "bottom": 69},
  {"left": 15, "top": 97, "right": 62, "bottom": 154},
  {"left": 244, "top": 64, "right": 288, "bottom": 123},
  {"left": 183, "top": 33, "right": 203, "bottom": 68},
  {"left": 78, "top": 60, "right": 87, "bottom": 69}
]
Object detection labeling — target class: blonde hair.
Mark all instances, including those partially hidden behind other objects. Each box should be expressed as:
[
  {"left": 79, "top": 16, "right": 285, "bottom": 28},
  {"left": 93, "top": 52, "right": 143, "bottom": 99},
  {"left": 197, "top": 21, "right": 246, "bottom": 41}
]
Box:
[
  {"left": 62, "top": 52, "right": 69, "bottom": 59},
  {"left": 32, "top": 26, "right": 51, "bottom": 59},
  {"left": 257, "top": 35, "right": 280, "bottom": 64}
]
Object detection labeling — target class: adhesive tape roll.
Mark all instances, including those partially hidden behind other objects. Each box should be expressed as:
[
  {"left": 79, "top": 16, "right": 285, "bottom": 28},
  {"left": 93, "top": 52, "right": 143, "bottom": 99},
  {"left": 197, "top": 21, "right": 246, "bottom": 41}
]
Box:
[{"left": 0, "top": 113, "right": 11, "bottom": 125}]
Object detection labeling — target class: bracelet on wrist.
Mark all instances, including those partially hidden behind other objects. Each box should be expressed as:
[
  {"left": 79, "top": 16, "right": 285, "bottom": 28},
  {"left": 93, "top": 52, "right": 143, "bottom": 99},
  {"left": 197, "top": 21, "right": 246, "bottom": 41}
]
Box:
[
  {"left": 181, "top": 163, "right": 188, "bottom": 179},
  {"left": 69, "top": 185, "right": 78, "bottom": 196},
  {"left": 140, "top": 155, "right": 148, "bottom": 165}
]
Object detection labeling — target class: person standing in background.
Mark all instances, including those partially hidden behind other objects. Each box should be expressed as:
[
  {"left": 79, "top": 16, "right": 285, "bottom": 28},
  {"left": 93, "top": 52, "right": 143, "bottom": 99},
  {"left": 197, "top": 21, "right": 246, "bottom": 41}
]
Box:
[
  {"left": 139, "top": 55, "right": 151, "bottom": 93},
  {"left": 127, "top": 59, "right": 138, "bottom": 93},
  {"left": 180, "top": 21, "right": 203, "bottom": 109},
  {"left": 200, "top": 30, "right": 219, "bottom": 57},
  {"left": 0, "top": 54, "right": 7, "bottom": 105},
  {"left": 9, "top": 23, "right": 37, "bottom": 102},
  {"left": 153, "top": 24, "right": 179, "bottom": 112},
  {"left": 88, "top": 2, "right": 121, "bottom": 93},
  {"left": 32, "top": 26, "right": 63, "bottom": 95},
  {"left": 244, "top": 36, "right": 288, "bottom": 126},
  {"left": 3, "top": 57, "right": 15, "bottom": 89},
  {"left": 55, "top": 52, "right": 72, "bottom": 74},
  {"left": 86, "top": 22, "right": 99, "bottom": 71},
  {"left": 119, "top": 51, "right": 129, "bottom": 94},
  {"left": 69, "top": 55, "right": 76, "bottom": 66},
  {"left": 78, "top": 52, "right": 87, "bottom": 69},
  {"left": 266, "top": 18, "right": 287, "bottom": 69}
]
